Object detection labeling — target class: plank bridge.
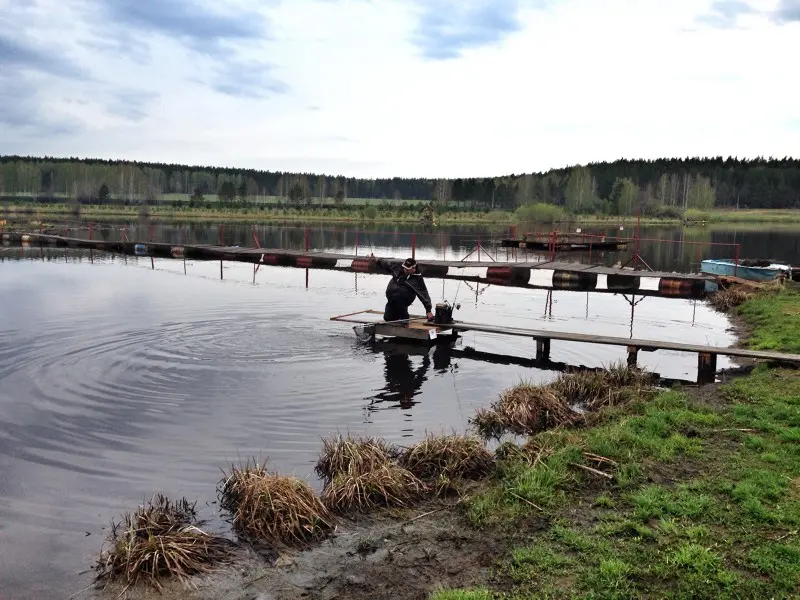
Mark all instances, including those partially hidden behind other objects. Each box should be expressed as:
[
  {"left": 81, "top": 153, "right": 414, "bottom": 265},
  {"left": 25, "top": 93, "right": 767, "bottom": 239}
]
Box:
[
  {"left": 3, "top": 232, "right": 718, "bottom": 299},
  {"left": 330, "top": 311, "right": 800, "bottom": 385}
]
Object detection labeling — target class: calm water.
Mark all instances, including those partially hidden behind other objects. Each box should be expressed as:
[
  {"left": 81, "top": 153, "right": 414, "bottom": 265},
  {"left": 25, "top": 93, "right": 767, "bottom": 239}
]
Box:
[{"left": 0, "top": 222, "right": 753, "bottom": 598}]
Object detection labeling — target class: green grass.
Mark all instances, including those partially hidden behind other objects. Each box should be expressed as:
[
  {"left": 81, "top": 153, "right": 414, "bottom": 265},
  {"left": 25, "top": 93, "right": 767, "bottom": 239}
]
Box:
[
  {"left": 735, "top": 289, "right": 800, "bottom": 353},
  {"left": 429, "top": 589, "right": 494, "bottom": 600},
  {"left": 447, "top": 290, "right": 800, "bottom": 600}
]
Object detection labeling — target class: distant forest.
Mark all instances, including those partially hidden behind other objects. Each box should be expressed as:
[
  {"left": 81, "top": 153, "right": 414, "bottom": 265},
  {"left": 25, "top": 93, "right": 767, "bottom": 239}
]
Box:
[{"left": 1, "top": 155, "right": 799, "bottom": 215}]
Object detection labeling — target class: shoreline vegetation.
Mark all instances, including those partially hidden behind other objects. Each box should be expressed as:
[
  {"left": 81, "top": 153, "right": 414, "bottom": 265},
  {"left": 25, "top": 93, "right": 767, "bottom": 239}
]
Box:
[
  {"left": 92, "top": 286, "right": 800, "bottom": 599},
  {"left": 4, "top": 201, "right": 800, "bottom": 227}
]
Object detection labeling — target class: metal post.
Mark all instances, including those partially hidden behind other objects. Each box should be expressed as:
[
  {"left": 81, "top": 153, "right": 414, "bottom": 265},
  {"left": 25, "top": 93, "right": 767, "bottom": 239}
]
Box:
[
  {"left": 411, "top": 232, "right": 416, "bottom": 259},
  {"left": 634, "top": 207, "right": 642, "bottom": 270},
  {"left": 734, "top": 244, "right": 740, "bottom": 277}
]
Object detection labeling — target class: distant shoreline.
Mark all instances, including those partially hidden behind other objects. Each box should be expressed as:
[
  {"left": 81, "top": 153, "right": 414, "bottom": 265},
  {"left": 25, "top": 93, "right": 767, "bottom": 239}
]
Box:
[{"left": 4, "top": 203, "right": 800, "bottom": 227}]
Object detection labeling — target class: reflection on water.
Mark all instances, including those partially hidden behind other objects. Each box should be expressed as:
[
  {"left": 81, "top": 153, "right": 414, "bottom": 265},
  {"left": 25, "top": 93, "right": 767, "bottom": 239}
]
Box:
[{"left": 0, "top": 235, "right": 738, "bottom": 599}]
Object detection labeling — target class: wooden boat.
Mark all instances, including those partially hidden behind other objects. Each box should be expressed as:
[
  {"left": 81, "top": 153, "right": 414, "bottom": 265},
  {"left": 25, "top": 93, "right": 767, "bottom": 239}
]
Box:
[{"left": 701, "top": 259, "right": 792, "bottom": 282}]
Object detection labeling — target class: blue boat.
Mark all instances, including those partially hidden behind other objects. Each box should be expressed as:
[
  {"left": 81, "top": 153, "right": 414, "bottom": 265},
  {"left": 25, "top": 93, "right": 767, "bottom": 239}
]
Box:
[{"left": 701, "top": 259, "right": 792, "bottom": 282}]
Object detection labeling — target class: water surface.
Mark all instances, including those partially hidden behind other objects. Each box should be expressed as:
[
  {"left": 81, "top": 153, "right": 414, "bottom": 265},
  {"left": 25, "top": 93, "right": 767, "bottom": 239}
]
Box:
[{"left": 0, "top": 228, "right": 738, "bottom": 598}]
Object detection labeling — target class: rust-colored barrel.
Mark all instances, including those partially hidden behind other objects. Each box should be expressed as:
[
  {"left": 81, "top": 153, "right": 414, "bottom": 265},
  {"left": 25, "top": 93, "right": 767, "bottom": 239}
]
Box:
[
  {"left": 658, "top": 278, "right": 705, "bottom": 298},
  {"left": 352, "top": 258, "right": 373, "bottom": 272}
]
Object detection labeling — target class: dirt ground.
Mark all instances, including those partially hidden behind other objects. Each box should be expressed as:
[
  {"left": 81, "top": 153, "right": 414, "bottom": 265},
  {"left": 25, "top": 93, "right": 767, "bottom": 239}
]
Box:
[{"left": 92, "top": 495, "right": 544, "bottom": 600}]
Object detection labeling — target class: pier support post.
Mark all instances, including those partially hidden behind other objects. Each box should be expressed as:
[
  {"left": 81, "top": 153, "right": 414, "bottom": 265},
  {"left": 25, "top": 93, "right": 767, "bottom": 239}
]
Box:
[
  {"left": 535, "top": 337, "right": 551, "bottom": 363},
  {"left": 697, "top": 352, "right": 717, "bottom": 385},
  {"left": 627, "top": 346, "right": 639, "bottom": 368}
]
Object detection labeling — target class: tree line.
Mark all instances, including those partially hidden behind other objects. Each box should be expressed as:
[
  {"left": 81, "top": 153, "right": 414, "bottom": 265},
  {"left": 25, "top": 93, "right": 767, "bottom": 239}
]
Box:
[{"left": 1, "top": 155, "right": 798, "bottom": 215}]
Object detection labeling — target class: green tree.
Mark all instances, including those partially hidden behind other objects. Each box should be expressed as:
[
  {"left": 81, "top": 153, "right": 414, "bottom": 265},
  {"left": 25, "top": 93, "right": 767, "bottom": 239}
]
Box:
[
  {"left": 190, "top": 187, "right": 204, "bottom": 203},
  {"left": 288, "top": 182, "right": 304, "bottom": 205},
  {"left": 611, "top": 177, "right": 638, "bottom": 215},
  {"left": 218, "top": 181, "right": 236, "bottom": 203},
  {"left": 237, "top": 181, "right": 247, "bottom": 202},
  {"left": 334, "top": 189, "right": 345, "bottom": 206},
  {"left": 97, "top": 183, "right": 111, "bottom": 203},
  {"left": 565, "top": 167, "right": 597, "bottom": 212}
]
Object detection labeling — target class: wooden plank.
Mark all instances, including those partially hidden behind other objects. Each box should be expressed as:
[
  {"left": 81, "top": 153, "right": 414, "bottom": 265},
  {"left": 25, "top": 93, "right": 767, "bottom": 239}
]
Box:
[{"left": 443, "top": 320, "right": 800, "bottom": 362}]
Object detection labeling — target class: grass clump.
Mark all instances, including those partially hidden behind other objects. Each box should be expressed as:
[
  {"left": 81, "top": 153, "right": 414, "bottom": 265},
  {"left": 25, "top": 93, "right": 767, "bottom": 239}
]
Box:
[
  {"left": 708, "top": 286, "right": 753, "bottom": 312},
  {"left": 219, "top": 460, "right": 335, "bottom": 546},
  {"left": 471, "top": 383, "right": 581, "bottom": 438},
  {"left": 552, "top": 364, "right": 656, "bottom": 410},
  {"left": 95, "top": 493, "right": 233, "bottom": 590},
  {"left": 315, "top": 434, "right": 398, "bottom": 481},
  {"left": 399, "top": 433, "right": 494, "bottom": 482},
  {"left": 321, "top": 464, "right": 427, "bottom": 512}
]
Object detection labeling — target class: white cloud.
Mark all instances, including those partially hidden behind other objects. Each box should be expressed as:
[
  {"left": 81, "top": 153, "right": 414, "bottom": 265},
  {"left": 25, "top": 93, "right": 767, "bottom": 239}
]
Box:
[{"left": 0, "top": 0, "right": 798, "bottom": 177}]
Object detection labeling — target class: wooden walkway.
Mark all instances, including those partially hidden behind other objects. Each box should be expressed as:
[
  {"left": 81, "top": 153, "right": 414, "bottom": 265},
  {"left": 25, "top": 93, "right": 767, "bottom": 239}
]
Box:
[
  {"left": 3, "top": 232, "right": 718, "bottom": 299},
  {"left": 331, "top": 311, "right": 800, "bottom": 384},
  {"left": 500, "top": 238, "right": 628, "bottom": 252}
]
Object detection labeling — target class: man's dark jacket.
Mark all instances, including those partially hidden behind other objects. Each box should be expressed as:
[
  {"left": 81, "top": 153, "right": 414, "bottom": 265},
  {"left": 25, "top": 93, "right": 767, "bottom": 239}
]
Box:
[{"left": 375, "top": 258, "right": 433, "bottom": 314}]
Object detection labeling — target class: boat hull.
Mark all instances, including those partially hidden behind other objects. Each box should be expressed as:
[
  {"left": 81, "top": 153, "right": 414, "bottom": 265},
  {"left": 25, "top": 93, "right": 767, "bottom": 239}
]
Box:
[{"left": 701, "top": 259, "right": 790, "bottom": 282}]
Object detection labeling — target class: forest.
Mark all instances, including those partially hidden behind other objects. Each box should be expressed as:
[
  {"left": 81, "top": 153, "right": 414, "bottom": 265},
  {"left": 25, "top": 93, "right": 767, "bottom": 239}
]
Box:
[{"left": 1, "top": 155, "right": 799, "bottom": 216}]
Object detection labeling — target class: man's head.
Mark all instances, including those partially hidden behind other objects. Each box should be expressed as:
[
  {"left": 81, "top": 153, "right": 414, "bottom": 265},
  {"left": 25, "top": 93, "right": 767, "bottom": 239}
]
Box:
[{"left": 402, "top": 257, "right": 417, "bottom": 274}]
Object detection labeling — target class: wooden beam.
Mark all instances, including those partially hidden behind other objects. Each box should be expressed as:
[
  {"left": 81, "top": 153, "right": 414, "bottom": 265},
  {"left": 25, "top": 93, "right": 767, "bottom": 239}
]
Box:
[
  {"left": 535, "top": 337, "right": 551, "bottom": 362},
  {"left": 627, "top": 346, "right": 639, "bottom": 368},
  {"left": 697, "top": 352, "right": 718, "bottom": 385}
]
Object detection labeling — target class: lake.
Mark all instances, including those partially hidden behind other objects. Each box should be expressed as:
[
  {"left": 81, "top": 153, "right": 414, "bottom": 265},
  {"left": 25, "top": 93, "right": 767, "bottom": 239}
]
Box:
[{"left": 0, "top": 220, "right": 783, "bottom": 598}]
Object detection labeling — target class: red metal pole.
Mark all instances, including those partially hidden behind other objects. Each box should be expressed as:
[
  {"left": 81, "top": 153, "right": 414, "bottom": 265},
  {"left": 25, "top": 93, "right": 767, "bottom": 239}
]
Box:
[
  {"left": 252, "top": 225, "right": 261, "bottom": 248},
  {"left": 734, "top": 244, "right": 740, "bottom": 277},
  {"left": 411, "top": 232, "right": 416, "bottom": 259},
  {"left": 634, "top": 208, "right": 641, "bottom": 270}
]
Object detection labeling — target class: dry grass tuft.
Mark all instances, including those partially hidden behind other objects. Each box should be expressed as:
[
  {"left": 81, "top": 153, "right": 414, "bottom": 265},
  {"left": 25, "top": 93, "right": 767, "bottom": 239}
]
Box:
[
  {"left": 551, "top": 365, "right": 655, "bottom": 410},
  {"left": 95, "top": 493, "right": 233, "bottom": 590},
  {"left": 315, "top": 434, "right": 398, "bottom": 481},
  {"left": 399, "top": 433, "right": 494, "bottom": 481},
  {"left": 219, "top": 460, "right": 336, "bottom": 547},
  {"left": 708, "top": 287, "right": 753, "bottom": 312},
  {"left": 471, "top": 383, "right": 582, "bottom": 438},
  {"left": 321, "top": 464, "right": 427, "bottom": 512}
]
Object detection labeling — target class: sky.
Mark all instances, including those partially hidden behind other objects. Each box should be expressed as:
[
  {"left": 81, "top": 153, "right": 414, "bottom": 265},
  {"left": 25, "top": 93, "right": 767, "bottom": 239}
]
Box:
[{"left": 1, "top": 0, "right": 798, "bottom": 178}]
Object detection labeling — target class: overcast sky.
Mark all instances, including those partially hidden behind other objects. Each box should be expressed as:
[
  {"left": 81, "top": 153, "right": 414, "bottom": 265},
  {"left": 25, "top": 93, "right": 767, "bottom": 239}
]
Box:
[{"left": 1, "top": 0, "right": 798, "bottom": 177}]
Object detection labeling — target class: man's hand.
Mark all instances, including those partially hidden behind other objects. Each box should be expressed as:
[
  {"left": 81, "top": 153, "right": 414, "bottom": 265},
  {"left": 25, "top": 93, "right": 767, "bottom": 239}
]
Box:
[{"left": 426, "top": 311, "right": 434, "bottom": 321}]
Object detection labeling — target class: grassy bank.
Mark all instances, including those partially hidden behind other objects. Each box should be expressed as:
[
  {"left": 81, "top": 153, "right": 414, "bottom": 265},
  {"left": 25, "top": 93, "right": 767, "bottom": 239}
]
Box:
[
  {"left": 4, "top": 202, "right": 800, "bottom": 228},
  {"left": 435, "top": 289, "right": 800, "bottom": 599}
]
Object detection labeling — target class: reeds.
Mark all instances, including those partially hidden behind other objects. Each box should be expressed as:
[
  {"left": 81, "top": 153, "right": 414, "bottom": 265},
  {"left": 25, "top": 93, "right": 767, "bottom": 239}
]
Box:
[
  {"left": 321, "top": 464, "right": 428, "bottom": 512},
  {"left": 219, "top": 460, "right": 336, "bottom": 546},
  {"left": 471, "top": 383, "right": 582, "bottom": 438},
  {"left": 315, "top": 434, "right": 398, "bottom": 481},
  {"left": 95, "top": 493, "right": 233, "bottom": 590},
  {"left": 708, "top": 287, "right": 752, "bottom": 312},
  {"left": 552, "top": 364, "right": 655, "bottom": 410},
  {"left": 399, "top": 433, "right": 494, "bottom": 481},
  {"left": 472, "top": 367, "right": 656, "bottom": 438}
]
